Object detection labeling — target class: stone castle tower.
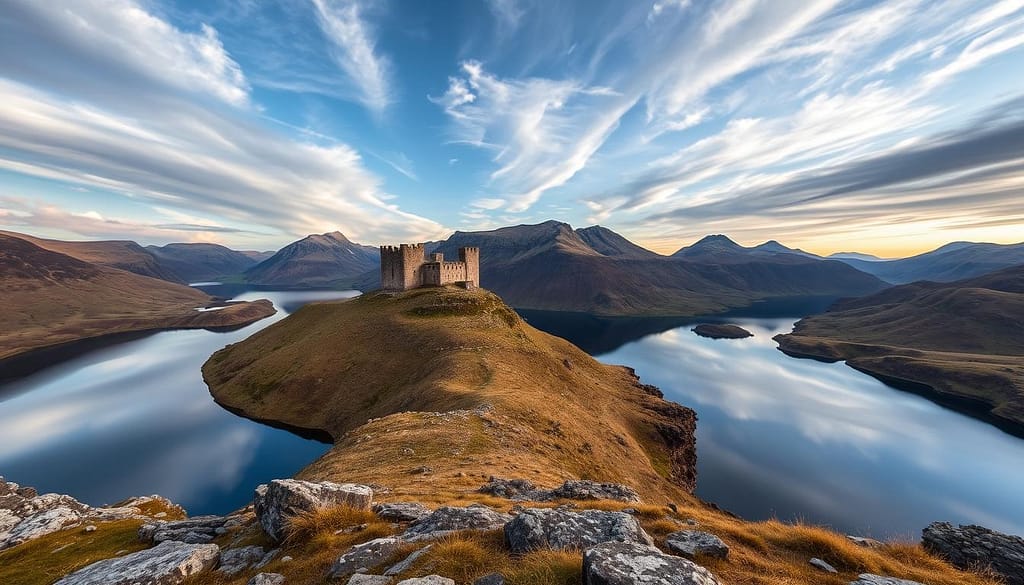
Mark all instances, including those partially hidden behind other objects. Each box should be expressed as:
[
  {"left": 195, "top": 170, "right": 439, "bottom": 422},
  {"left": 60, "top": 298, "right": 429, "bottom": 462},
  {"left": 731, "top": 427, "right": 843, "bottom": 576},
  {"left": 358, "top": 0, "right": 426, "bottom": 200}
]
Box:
[{"left": 380, "top": 244, "right": 480, "bottom": 291}]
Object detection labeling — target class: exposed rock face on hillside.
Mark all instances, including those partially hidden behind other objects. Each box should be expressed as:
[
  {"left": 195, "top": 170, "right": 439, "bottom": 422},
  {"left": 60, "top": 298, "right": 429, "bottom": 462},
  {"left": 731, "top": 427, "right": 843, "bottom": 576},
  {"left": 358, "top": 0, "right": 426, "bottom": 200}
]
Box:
[
  {"left": 923, "top": 522, "right": 1024, "bottom": 585},
  {"left": 54, "top": 540, "right": 220, "bottom": 585},
  {"left": 254, "top": 480, "right": 373, "bottom": 542},
  {"left": 775, "top": 265, "right": 1024, "bottom": 433},
  {"left": 204, "top": 287, "right": 699, "bottom": 502}
]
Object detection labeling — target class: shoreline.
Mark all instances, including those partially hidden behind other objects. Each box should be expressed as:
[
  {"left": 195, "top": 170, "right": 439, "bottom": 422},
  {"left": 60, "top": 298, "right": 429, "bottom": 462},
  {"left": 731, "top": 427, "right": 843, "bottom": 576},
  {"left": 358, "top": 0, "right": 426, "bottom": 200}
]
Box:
[
  {"left": 774, "top": 335, "right": 1024, "bottom": 439},
  {"left": 0, "top": 300, "right": 276, "bottom": 383}
]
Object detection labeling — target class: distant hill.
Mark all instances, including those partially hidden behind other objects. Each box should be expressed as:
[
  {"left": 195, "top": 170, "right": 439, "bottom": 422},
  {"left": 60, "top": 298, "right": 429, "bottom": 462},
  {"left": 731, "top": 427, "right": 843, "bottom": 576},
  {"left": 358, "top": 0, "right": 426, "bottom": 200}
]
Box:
[
  {"left": 1, "top": 230, "right": 181, "bottom": 282},
  {"left": 833, "top": 241, "right": 1024, "bottom": 283},
  {"left": 0, "top": 233, "right": 274, "bottom": 362},
  {"left": 776, "top": 265, "right": 1024, "bottom": 433},
  {"left": 673, "top": 234, "right": 819, "bottom": 262},
  {"left": 245, "top": 231, "right": 378, "bottom": 288},
  {"left": 146, "top": 242, "right": 262, "bottom": 283},
  {"left": 827, "top": 251, "right": 885, "bottom": 262},
  {"left": 410, "top": 221, "right": 886, "bottom": 316}
]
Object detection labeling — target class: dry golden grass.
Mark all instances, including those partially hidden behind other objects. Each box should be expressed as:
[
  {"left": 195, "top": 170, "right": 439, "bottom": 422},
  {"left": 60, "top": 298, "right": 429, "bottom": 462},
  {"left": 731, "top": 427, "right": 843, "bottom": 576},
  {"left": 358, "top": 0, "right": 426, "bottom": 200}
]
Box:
[{"left": 0, "top": 520, "right": 148, "bottom": 585}]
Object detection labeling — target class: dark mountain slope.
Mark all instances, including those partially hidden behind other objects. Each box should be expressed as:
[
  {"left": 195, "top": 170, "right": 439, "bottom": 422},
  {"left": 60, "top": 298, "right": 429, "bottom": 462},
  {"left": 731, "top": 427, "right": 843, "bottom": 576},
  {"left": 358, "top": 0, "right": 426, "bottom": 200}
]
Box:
[
  {"left": 146, "top": 243, "right": 261, "bottom": 283},
  {"left": 0, "top": 233, "right": 274, "bottom": 361},
  {"left": 245, "top": 231, "right": 378, "bottom": 287},
  {"left": 836, "top": 241, "right": 1024, "bottom": 284},
  {"left": 575, "top": 225, "right": 660, "bottom": 258},
  {"left": 1, "top": 230, "right": 180, "bottom": 282}
]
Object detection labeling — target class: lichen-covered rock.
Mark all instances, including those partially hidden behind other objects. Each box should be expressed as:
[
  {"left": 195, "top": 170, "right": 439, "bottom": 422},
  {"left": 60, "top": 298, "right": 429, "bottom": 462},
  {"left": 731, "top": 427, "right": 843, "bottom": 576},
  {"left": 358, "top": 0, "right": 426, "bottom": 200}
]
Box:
[
  {"left": 139, "top": 515, "right": 244, "bottom": 544},
  {"left": 505, "top": 508, "right": 652, "bottom": 553},
  {"left": 396, "top": 577, "right": 455, "bottom": 585},
  {"left": 583, "top": 542, "right": 720, "bottom": 585},
  {"left": 218, "top": 545, "right": 268, "bottom": 576},
  {"left": 254, "top": 479, "right": 373, "bottom": 542},
  {"left": 329, "top": 537, "right": 402, "bottom": 578},
  {"left": 809, "top": 558, "right": 838, "bottom": 573},
  {"left": 849, "top": 575, "right": 925, "bottom": 585},
  {"left": 249, "top": 573, "right": 286, "bottom": 585},
  {"left": 403, "top": 504, "right": 511, "bottom": 539},
  {"left": 348, "top": 575, "right": 391, "bottom": 585},
  {"left": 53, "top": 540, "right": 220, "bottom": 585},
  {"left": 473, "top": 574, "right": 505, "bottom": 585},
  {"left": 478, "top": 478, "right": 542, "bottom": 500},
  {"left": 847, "top": 536, "right": 884, "bottom": 548},
  {"left": 664, "top": 531, "right": 729, "bottom": 560},
  {"left": 922, "top": 522, "right": 1024, "bottom": 585},
  {"left": 384, "top": 545, "right": 432, "bottom": 575},
  {"left": 549, "top": 480, "right": 640, "bottom": 503},
  {"left": 2, "top": 506, "right": 83, "bottom": 550},
  {"left": 374, "top": 502, "right": 432, "bottom": 522}
]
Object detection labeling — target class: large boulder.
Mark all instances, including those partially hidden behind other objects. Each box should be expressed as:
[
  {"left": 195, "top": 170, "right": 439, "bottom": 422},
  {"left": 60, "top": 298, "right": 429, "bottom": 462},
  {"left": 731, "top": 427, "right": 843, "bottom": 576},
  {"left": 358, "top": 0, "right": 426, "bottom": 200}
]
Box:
[
  {"left": 53, "top": 540, "right": 220, "bottom": 585},
  {"left": 922, "top": 521, "right": 1024, "bottom": 585},
  {"left": 664, "top": 531, "right": 729, "bottom": 560},
  {"left": 478, "top": 478, "right": 543, "bottom": 500},
  {"left": 254, "top": 480, "right": 373, "bottom": 542},
  {"left": 218, "top": 545, "right": 269, "bottom": 576},
  {"left": 505, "top": 508, "right": 652, "bottom": 553},
  {"left": 849, "top": 576, "right": 925, "bottom": 585},
  {"left": 1, "top": 506, "right": 84, "bottom": 550},
  {"left": 403, "top": 504, "right": 511, "bottom": 540},
  {"left": 328, "top": 537, "right": 402, "bottom": 578},
  {"left": 583, "top": 542, "right": 720, "bottom": 585}
]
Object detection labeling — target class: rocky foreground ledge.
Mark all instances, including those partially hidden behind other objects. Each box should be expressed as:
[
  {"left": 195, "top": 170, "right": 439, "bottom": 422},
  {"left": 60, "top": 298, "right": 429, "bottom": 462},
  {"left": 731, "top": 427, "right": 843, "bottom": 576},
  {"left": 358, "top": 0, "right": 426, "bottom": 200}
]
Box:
[{"left": 3, "top": 476, "right": 1020, "bottom": 585}]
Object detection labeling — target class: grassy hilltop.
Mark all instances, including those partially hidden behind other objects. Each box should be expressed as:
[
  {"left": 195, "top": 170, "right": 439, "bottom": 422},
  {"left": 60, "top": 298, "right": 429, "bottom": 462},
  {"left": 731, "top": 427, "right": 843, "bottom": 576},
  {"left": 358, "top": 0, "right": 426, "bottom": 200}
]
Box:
[{"left": 195, "top": 286, "right": 1000, "bottom": 585}]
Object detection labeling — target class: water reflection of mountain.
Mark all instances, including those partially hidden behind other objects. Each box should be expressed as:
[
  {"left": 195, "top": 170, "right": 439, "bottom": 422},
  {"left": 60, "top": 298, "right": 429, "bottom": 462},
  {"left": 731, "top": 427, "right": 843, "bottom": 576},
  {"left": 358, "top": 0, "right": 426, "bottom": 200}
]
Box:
[{"left": 518, "top": 295, "right": 839, "bottom": 355}]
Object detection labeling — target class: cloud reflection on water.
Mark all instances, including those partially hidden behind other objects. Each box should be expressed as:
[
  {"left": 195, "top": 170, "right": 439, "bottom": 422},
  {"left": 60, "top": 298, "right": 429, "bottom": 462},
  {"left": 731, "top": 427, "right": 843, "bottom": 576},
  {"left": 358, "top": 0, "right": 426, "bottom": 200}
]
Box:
[{"left": 599, "top": 318, "right": 1024, "bottom": 538}]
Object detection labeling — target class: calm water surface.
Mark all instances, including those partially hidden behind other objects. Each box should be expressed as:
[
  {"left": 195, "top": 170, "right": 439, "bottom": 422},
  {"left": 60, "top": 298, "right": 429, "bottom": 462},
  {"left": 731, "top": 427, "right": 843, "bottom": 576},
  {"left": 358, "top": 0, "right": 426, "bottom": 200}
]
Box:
[
  {"left": 0, "top": 288, "right": 357, "bottom": 515},
  {"left": 526, "top": 313, "right": 1024, "bottom": 539}
]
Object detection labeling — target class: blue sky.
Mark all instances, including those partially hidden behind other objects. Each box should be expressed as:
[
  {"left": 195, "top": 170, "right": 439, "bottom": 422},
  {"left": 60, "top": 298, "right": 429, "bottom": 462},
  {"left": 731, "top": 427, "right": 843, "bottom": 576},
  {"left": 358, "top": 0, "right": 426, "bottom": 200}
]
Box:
[{"left": 0, "top": 0, "right": 1022, "bottom": 255}]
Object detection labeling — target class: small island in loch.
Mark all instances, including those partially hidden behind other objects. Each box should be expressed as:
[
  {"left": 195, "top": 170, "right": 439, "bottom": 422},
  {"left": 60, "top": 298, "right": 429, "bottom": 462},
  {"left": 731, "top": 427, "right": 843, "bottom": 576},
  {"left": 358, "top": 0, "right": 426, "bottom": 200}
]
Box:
[{"left": 691, "top": 324, "right": 754, "bottom": 339}]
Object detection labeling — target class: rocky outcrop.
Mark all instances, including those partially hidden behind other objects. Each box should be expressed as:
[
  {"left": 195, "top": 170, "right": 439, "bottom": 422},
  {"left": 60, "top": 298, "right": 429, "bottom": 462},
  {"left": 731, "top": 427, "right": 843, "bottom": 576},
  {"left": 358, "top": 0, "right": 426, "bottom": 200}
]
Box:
[
  {"left": 849, "top": 576, "right": 925, "bottom": 585},
  {"left": 479, "top": 478, "right": 640, "bottom": 503},
  {"left": 348, "top": 576, "right": 391, "bottom": 585},
  {"left": 374, "top": 502, "right": 432, "bottom": 522},
  {"left": 53, "top": 540, "right": 220, "bottom": 585},
  {"left": 385, "top": 545, "right": 433, "bottom": 575},
  {"left": 139, "top": 515, "right": 246, "bottom": 544},
  {"left": 922, "top": 521, "right": 1024, "bottom": 585},
  {"left": 583, "top": 542, "right": 720, "bottom": 585},
  {"left": 809, "top": 557, "right": 838, "bottom": 573},
  {"left": 549, "top": 481, "right": 641, "bottom": 503},
  {"left": 504, "top": 508, "right": 652, "bottom": 553},
  {"left": 0, "top": 477, "right": 172, "bottom": 550},
  {"left": 249, "top": 574, "right": 286, "bottom": 585},
  {"left": 402, "top": 504, "right": 511, "bottom": 540},
  {"left": 254, "top": 480, "right": 373, "bottom": 542},
  {"left": 664, "top": 531, "right": 729, "bottom": 560},
  {"left": 218, "top": 545, "right": 271, "bottom": 576},
  {"left": 328, "top": 537, "right": 402, "bottom": 578}
]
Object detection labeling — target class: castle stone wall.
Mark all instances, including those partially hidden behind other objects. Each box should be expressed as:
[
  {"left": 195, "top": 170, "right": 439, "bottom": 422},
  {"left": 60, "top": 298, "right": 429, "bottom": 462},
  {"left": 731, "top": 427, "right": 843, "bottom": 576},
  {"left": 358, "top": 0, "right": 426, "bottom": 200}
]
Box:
[{"left": 380, "top": 244, "right": 479, "bottom": 291}]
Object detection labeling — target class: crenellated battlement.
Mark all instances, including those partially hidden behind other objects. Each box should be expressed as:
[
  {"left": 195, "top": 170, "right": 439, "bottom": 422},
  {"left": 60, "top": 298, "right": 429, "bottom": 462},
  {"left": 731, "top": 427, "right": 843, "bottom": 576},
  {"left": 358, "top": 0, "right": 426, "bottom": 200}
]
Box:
[{"left": 380, "top": 243, "right": 480, "bottom": 291}]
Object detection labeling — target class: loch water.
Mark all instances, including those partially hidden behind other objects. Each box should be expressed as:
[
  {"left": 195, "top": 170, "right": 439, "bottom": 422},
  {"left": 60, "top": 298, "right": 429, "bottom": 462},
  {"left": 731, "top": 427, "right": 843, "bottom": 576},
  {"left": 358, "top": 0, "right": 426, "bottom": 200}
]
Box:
[
  {"left": 0, "top": 288, "right": 356, "bottom": 515},
  {"left": 2, "top": 292, "right": 1023, "bottom": 539},
  {"left": 520, "top": 305, "right": 1024, "bottom": 539}
]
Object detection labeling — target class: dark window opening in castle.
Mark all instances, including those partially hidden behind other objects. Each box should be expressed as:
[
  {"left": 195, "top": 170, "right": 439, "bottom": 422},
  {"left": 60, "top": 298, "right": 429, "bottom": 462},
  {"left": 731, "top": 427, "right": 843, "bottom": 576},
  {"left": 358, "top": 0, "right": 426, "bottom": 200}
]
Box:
[{"left": 379, "top": 244, "right": 480, "bottom": 291}]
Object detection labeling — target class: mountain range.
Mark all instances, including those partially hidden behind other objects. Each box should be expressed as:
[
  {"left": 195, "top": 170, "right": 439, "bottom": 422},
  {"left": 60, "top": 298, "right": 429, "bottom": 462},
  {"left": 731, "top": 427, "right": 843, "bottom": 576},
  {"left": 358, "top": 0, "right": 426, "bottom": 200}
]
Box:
[{"left": 244, "top": 231, "right": 379, "bottom": 288}]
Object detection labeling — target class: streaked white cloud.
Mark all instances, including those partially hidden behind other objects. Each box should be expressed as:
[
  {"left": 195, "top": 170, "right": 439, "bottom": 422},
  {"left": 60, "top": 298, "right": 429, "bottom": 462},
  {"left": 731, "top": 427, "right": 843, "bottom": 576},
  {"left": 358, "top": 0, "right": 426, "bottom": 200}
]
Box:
[
  {"left": 0, "top": 0, "right": 446, "bottom": 247},
  {"left": 310, "top": 0, "right": 393, "bottom": 113}
]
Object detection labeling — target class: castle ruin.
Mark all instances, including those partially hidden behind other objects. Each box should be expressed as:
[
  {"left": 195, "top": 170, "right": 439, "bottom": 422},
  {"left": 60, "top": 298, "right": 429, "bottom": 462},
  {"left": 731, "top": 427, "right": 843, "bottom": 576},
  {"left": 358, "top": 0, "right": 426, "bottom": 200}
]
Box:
[{"left": 380, "top": 244, "right": 480, "bottom": 291}]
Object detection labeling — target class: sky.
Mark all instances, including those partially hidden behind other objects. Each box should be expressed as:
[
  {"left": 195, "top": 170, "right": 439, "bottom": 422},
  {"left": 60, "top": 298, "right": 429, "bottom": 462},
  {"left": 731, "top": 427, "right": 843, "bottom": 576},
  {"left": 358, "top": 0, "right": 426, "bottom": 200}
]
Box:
[{"left": 0, "top": 0, "right": 1022, "bottom": 256}]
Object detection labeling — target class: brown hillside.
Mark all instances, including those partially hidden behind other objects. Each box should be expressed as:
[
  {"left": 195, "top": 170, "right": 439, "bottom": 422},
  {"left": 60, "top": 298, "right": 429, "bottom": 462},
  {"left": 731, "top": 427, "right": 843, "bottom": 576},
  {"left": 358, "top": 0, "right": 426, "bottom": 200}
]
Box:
[
  {"left": 1, "top": 230, "right": 180, "bottom": 282},
  {"left": 203, "top": 286, "right": 697, "bottom": 503},
  {"left": 776, "top": 265, "right": 1024, "bottom": 431},
  {"left": 0, "top": 233, "right": 275, "bottom": 361}
]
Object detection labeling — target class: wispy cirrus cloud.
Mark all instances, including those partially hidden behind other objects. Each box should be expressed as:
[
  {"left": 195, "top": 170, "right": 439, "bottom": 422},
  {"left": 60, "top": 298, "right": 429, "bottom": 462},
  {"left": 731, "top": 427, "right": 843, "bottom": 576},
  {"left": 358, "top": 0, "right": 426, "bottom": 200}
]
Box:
[
  {"left": 309, "top": 0, "right": 393, "bottom": 114},
  {"left": 0, "top": 0, "right": 445, "bottom": 247}
]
